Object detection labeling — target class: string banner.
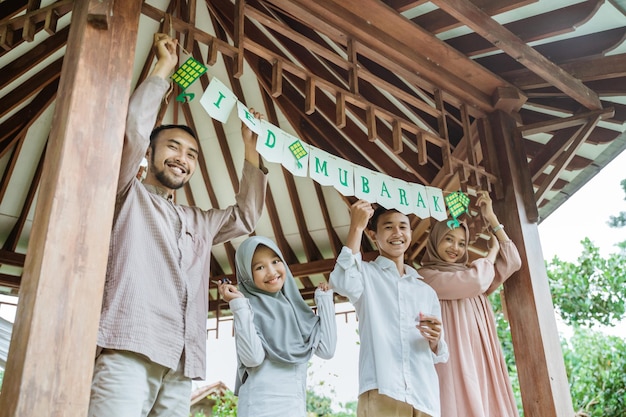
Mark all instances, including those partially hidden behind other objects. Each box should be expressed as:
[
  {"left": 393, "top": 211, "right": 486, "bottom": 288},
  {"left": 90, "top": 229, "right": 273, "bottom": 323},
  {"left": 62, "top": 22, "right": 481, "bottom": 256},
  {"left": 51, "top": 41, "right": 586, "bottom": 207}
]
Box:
[{"left": 203, "top": 76, "right": 459, "bottom": 220}]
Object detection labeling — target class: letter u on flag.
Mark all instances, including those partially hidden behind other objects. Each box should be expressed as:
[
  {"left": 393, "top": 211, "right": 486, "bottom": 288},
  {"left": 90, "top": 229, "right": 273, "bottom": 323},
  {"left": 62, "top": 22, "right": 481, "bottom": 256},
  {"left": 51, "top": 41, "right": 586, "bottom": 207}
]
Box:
[{"left": 200, "top": 77, "right": 238, "bottom": 123}]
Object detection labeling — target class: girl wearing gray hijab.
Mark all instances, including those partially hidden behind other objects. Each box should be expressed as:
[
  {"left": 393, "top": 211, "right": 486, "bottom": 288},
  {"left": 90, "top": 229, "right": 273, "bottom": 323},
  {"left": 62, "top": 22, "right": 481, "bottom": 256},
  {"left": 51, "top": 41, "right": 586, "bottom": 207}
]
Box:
[{"left": 218, "top": 236, "right": 337, "bottom": 417}]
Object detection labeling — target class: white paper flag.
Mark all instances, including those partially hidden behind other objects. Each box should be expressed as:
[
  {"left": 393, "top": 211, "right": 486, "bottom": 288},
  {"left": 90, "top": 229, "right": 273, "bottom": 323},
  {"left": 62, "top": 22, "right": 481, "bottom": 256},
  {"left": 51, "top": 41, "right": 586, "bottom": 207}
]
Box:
[
  {"left": 354, "top": 165, "right": 382, "bottom": 204},
  {"left": 237, "top": 101, "right": 262, "bottom": 135},
  {"left": 385, "top": 178, "right": 414, "bottom": 215},
  {"left": 333, "top": 158, "right": 355, "bottom": 196},
  {"left": 256, "top": 120, "right": 285, "bottom": 163},
  {"left": 309, "top": 147, "right": 335, "bottom": 186},
  {"left": 199, "top": 77, "right": 238, "bottom": 123},
  {"left": 426, "top": 186, "right": 447, "bottom": 221},
  {"left": 409, "top": 183, "right": 431, "bottom": 219}
]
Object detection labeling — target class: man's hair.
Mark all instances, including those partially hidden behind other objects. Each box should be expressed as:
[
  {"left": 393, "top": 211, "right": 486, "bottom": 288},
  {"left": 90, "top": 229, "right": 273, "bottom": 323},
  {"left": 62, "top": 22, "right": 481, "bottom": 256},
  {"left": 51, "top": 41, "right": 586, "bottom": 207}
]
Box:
[
  {"left": 367, "top": 205, "right": 402, "bottom": 231},
  {"left": 149, "top": 124, "right": 198, "bottom": 147}
]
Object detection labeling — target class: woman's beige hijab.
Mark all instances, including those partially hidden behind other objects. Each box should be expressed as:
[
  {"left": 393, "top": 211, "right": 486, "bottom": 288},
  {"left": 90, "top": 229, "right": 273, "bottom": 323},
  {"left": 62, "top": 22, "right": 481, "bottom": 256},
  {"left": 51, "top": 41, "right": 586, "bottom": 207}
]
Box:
[{"left": 420, "top": 220, "right": 470, "bottom": 272}]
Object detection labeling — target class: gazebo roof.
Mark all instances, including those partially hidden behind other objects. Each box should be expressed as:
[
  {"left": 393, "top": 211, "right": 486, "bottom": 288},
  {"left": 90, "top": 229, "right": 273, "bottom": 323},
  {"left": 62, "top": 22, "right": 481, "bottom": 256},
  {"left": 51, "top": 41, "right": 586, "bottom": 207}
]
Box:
[{"left": 0, "top": 0, "right": 624, "bottom": 318}]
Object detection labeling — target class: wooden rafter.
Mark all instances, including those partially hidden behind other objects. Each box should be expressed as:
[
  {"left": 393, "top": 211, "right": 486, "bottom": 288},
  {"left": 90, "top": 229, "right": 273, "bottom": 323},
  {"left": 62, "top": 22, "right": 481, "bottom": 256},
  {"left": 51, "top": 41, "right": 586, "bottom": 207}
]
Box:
[
  {"left": 430, "top": 0, "right": 602, "bottom": 111},
  {"left": 409, "top": 0, "right": 533, "bottom": 34},
  {"left": 506, "top": 54, "right": 626, "bottom": 90},
  {"left": 534, "top": 115, "right": 603, "bottom": 204},
  {"left": 263, "top": 0, "right": 519, "bottom": 114},
  {"left": 446, "top": 0, "right": 603, "bottom": 57}
]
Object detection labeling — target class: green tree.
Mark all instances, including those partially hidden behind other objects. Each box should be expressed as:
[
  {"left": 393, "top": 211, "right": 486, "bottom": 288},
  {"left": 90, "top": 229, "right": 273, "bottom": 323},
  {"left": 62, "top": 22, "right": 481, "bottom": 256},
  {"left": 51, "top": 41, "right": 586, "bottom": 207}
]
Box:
[
  {"left": 198, "top": 387, "right": 356, "bottom": 417},
  {"left": 562, "top": 327, "right": 626, "bottom": 417},
  {"left": 607, "top": 179, "right": 626, "bottom": 228},
  {"left": 208, "top": 390, "right": 238, "bottom": 417},
  {"left": 306, "top": 389, "right": 334, "bottom": 416},
  {"left": 607, "top": 178, "right": 626, "bottom": 251},
  {"left": 494, "top": 239, "right": 626, "bottom": 417},
  {"left": 546, "top": 238, "right": 626, "bottom": 327}
]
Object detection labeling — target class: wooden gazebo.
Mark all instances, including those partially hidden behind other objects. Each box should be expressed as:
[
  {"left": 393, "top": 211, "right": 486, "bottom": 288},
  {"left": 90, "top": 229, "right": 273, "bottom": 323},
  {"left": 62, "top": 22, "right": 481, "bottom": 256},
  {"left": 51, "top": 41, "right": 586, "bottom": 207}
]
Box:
[{"left": 0, "top": 1, "right": 625, "bottom": 416}]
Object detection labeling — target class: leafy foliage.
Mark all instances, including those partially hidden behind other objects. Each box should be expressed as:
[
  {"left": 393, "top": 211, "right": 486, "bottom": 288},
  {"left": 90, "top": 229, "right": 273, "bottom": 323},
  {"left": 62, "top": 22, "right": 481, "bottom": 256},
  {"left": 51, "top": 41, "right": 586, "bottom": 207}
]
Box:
[
  {"left": 489, "top": 291, "right": 522, "bottom": 412},
  {"left": 562, "top": 328, "right": 626, "bottom": 417},
  {"left": 208, "top": 390, "right": 238, "bottom": 417},
  {"left": 492, "top": 237, "right": 626, "bottom": 417},
  {"left": 607, "top": 179, "right": 626, "bottom": 230},
  {"left": 194, "top": 387, "right": 356, "bottom": 417},
  {"left": 546, "top": 238, "right": 626, "bottom": 327},
  {"left": 306, "top": 389, "right": 335, "bottom": 416}
]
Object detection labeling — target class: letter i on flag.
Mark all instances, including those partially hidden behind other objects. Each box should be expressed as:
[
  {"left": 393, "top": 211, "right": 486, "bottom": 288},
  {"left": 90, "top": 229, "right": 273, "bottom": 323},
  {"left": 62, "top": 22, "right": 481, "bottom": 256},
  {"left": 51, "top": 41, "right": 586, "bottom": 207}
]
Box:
[
  {"left": 200, "top": 77, "right": 238, "bottom": 123},
  {"left": 171, "top": 57, "right": 207, "bottom": 102}
]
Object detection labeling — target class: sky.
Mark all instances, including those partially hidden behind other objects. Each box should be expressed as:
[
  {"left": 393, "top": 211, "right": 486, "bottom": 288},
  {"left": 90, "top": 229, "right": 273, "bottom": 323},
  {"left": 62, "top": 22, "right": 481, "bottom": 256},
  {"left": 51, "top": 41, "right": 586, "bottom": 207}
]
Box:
[{"left": 1, "top": 149, "right": 625, "bottom": 409}]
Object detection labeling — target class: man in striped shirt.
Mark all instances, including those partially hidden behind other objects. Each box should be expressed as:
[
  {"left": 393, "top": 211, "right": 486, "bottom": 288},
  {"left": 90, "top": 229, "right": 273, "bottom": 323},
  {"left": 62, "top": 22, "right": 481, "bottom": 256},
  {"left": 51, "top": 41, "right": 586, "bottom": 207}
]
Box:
[{"left": 88, "top": 33, "right": 268, "bottom": 417}]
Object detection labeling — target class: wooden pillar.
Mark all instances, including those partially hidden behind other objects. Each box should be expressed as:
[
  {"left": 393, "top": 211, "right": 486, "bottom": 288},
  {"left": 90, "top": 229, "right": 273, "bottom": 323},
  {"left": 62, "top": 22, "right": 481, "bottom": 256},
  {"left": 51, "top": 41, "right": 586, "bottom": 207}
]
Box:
[
  {"left": 487, "top": 110, "right": 574, "bottom": 417},
  {"left": 0, "top": 1, "right": 142, "bottom": 416}
]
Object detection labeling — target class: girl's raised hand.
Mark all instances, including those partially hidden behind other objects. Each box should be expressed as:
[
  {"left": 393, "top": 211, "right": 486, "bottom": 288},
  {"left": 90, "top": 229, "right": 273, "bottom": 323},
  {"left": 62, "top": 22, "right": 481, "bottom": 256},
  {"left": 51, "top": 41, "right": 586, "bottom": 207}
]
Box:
[
  {"left": 476, "top": 190, "right": 499, "bottom": 225},
  {"left": 217, "top": 281, "right": 244, "bottom": 302}
]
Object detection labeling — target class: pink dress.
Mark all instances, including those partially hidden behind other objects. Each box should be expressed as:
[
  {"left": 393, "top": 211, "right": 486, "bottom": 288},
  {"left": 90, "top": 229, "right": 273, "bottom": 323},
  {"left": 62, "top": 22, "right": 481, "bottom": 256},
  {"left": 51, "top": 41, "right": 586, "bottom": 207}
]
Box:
[{"left": 419, "top": 240, "right": 522, "bottom": 417}]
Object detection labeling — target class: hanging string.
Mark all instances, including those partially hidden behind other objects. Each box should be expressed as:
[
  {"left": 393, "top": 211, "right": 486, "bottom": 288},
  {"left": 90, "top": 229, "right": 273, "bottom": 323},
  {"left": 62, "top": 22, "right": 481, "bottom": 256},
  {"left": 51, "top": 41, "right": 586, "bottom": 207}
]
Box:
[{"left": 165, "top": 14, "right": 191, "bottom": 56}]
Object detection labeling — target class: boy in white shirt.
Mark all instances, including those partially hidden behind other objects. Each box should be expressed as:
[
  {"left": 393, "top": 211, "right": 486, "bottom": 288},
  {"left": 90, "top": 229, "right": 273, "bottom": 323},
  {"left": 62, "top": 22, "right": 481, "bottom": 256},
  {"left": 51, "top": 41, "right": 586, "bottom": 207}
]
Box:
[{"left": 330, "top": 200, "right": 448, "bottom": 417}]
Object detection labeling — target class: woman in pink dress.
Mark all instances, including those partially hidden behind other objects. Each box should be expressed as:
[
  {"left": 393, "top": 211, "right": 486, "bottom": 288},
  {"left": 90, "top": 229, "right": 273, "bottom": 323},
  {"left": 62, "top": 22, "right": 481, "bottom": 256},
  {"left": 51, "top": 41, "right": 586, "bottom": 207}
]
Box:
[{"left": 419, "top": 190, "right": 522, "bottom": 417}]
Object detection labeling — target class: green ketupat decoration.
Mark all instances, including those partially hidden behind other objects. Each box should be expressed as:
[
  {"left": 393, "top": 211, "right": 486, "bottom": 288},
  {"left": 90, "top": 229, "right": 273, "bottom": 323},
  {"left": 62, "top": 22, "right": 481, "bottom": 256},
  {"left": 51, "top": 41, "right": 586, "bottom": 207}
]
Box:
[
  {"left": 445, "top": 191, "right": 470, "bottom": 229},
  {"left": 171, "top": 57, "right": 207, "bottom": 102},
  {"left": 288, "top": 140, "right": 308, "bottom": 168}
]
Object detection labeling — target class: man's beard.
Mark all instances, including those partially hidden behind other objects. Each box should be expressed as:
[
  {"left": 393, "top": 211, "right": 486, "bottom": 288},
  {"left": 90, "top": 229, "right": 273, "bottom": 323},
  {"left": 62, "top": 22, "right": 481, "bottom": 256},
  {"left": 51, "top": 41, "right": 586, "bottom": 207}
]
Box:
[
  {"left": 153, "top": 169, "right": 185, "bottom": 190},
  {"left": 150, "top": 153, "right": 187, "bottom": 190}
]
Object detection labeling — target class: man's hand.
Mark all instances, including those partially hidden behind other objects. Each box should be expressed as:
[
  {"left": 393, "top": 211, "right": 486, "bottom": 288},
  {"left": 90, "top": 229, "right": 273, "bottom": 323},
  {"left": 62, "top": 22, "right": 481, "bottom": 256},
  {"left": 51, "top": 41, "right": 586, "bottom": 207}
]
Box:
[{"left": 151, "top": 33, "right": 179, "bottom": 79}]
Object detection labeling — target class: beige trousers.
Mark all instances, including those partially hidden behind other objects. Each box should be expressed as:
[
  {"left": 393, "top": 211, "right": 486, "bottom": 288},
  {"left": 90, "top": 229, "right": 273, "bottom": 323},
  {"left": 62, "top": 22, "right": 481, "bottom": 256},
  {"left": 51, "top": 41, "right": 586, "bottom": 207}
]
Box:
[
  {"left": 357, "top": 389, "right": 432, "bottom": 417},
  {"left": 88, "top": 349, "right": 191, "bottom": 417}
]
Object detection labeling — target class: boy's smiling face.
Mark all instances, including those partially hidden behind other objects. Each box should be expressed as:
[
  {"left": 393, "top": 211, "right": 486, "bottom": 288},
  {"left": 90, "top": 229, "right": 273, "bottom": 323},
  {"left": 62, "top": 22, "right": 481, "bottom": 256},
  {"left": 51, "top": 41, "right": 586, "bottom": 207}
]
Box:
[{"left": 368, "top": 211, "right": 412, "bottom": 261}]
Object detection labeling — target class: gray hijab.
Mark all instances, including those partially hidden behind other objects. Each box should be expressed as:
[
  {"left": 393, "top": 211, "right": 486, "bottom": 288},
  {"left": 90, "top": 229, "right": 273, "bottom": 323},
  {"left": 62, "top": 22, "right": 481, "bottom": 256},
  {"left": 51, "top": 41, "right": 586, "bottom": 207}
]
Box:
[{"left": 234, "top": 236, "right": 321, "bottom": 393}]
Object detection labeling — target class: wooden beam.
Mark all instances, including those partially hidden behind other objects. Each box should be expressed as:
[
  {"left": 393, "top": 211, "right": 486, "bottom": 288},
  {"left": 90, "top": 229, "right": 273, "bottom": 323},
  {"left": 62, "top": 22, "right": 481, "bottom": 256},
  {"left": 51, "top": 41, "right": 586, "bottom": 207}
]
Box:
[
  {"left": 233, "top": 0, "right": 245, "bottom": 77},
  {"left": 0, "top": 25, "right": 68, "bottom": 90},
  {"left": 446, "top": 0, "right": 604, "bottom": 57},
  {"left": 3, "top": 143, "right": 46, "bottom": 252},
  {"left": 0, "top": 1, "right": 142, "bottom": 415},
  {"left": 262, "top": 0, "right": 509, "bottom": 115},
  {"left": 410, "top": 0, "right": 533, "bottom": 34},
  {"left": 0, "top": 273, "right": 20, "bottom": 289},
  {"left": 87, "top": 0, "right": 113, "bottom": 29},
  {"left": 518, "top": 108, "right": 614, "bottom": 136},
  {"left": 430, "top": 0, "right": 602, "bottom": 110},
  {"left": 244, "top": 4, "right": 443, "bottom": 118},
  {"left": 487, "top": 110, "right": 575, "bottom": 417},
  {"left": 506, "top": 53, "right": 626, "bottom": 90},
  {"left": 305, "top": 76, "right": 315, "bottom": 115},
  {"left": 534, "top": 116, "right": 601, "bottom": 204},
  {"left": 0, "top": 249, "right": 25, "bottom": 267}
]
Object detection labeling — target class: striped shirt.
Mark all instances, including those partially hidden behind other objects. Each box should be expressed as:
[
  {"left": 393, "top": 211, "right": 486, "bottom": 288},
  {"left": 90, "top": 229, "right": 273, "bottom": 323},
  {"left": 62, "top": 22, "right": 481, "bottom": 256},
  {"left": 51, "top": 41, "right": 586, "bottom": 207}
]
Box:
[{"left": 97, "top": 76, "right": 267, "bottom": 380}]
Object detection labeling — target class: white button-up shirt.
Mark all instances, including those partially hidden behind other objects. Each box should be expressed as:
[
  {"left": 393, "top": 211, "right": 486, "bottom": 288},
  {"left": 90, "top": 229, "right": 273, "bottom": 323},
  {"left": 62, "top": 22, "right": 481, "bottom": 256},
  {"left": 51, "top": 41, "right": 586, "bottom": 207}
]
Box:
[{"left": 330, "top": 247, "right": 448, "bottom": 417}]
